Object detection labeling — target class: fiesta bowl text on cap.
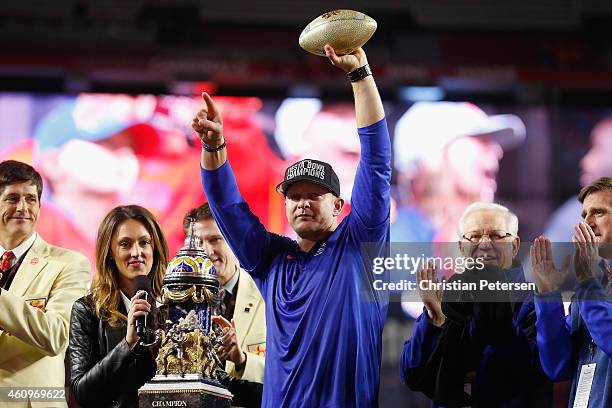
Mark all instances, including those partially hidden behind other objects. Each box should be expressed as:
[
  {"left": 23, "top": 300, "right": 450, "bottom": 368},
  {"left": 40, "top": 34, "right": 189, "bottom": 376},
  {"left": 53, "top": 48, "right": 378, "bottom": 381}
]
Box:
[{"left": 276, "top": 158, "right": 340, "bottom": 197}]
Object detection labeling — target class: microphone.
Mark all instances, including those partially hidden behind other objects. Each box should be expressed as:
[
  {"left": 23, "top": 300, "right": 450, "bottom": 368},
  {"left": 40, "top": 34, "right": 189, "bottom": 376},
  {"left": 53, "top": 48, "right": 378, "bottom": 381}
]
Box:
[{"left": 133, "top": 275, "right": 152, "bottom": 338}]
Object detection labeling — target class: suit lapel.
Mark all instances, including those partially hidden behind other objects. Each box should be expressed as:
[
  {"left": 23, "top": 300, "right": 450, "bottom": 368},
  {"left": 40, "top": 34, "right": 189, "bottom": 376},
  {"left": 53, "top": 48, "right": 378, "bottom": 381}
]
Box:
[
  {"left": 233, "top": 270, "right": 262, "bottom": 348},
  {"left": 8, "top": 236, "right": 49, "bottom": 297}
]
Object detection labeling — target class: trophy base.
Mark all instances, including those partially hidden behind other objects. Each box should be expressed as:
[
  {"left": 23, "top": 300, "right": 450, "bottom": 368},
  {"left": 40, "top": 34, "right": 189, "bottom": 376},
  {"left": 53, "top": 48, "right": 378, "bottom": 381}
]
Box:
[{"left": 139, "top": 374, "right": 233, "bottom": 408}]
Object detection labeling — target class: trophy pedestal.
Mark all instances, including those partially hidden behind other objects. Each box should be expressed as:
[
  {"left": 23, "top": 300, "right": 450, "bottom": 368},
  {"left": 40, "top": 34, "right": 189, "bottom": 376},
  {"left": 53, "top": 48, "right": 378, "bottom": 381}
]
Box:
[{"left": 139, "top": 374, "right": 233, "bottom": 408}]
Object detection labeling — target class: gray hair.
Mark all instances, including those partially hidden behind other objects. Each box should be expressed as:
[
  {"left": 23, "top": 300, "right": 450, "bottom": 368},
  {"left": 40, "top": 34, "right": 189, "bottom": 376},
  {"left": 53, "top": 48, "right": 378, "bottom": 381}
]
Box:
[{"left": 458, "top": 202, "right": 519, "bottom": 236}]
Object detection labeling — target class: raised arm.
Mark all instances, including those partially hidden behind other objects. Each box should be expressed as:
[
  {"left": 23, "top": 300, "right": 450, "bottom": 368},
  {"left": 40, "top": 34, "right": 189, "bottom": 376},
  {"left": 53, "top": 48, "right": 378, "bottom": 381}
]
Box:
[
  {"left": 325, "top": 45, "right": 391, "bottom": 230},
  {"left": 325, "top": 46, "right": 384, "bottom": 127},
  {"left": 193, "top": 94, "right": 275, "bottom": 279}
]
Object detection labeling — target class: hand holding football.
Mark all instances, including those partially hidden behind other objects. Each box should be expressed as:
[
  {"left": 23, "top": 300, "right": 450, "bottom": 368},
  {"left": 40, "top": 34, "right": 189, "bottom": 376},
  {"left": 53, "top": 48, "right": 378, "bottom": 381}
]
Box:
[{"left": 299, "top": 10, "right": 377, "bottom": 57}]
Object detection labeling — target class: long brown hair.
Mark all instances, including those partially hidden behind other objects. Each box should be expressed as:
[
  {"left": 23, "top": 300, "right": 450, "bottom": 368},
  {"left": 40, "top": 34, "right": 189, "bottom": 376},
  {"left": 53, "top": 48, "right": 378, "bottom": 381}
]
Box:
[{"left": 91, "top": 205, "right": 168, "bottom": 327}]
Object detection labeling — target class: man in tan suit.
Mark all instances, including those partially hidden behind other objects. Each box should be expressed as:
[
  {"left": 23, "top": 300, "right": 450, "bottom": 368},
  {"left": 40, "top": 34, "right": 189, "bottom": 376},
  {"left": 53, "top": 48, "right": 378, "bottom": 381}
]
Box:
[
  {"left": 183, "top": 203, "right": 266, "bottom": 383},
  {"left": 0, "top": 160, "right": 90, "bottom": 407}
]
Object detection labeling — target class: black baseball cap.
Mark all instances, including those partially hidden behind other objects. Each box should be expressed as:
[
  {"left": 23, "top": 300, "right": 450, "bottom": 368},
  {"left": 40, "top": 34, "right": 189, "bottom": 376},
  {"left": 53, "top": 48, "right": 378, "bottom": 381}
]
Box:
[{"left": 276, "top": 158, "right": 340, "bottom": 197}]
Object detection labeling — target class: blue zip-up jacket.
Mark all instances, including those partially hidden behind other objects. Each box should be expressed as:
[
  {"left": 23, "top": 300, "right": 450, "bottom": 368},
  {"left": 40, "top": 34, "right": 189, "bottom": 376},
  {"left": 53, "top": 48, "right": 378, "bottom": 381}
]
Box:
[
  {"left": 201, "top": 118, "right": 391, "bottom": 407},
  {"left": 534, "top": 261, "right": 612, "bottom": 408}
]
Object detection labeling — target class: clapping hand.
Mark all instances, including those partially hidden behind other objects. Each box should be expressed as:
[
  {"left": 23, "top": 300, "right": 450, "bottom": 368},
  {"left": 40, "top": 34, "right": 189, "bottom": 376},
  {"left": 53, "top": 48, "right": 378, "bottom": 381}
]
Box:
[
  {"left": 530, "top": 236, "right": 570, "bottom": 293},
  {"left": 211, "top": 315, "right": 246, "bottom": 369},
  {"left": 416, "top": 260, "right": 445, "bottom": 327},
  {"left": 572, "top": 221, "right": 599, "bottom": 283}
]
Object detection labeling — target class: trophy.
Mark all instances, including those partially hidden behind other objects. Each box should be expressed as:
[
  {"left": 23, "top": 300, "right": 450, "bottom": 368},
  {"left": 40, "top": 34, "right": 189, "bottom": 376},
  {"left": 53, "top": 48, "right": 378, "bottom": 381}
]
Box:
[{"left": 138, "top": 219, "right": 233, "bottom": 407}]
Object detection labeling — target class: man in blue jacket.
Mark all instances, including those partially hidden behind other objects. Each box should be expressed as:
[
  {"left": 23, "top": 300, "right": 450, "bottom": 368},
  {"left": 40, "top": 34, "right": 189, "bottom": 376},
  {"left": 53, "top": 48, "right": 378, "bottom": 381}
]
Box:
[
  {"left": 532, "top": 176, "right": 612, "bottom": 408},
  {"left": 192, "top": 45, "right": 390, "bottom": 408},
  {"left": 401, "top": 202, "right": 551, "bottom": 407}
]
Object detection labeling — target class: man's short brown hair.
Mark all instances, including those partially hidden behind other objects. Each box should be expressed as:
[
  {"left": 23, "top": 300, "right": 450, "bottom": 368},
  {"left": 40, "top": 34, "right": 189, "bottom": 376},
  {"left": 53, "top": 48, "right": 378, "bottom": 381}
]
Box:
[
  {"left": 0, "top": 160, "right": 43, "bottom": 199},
  {"left": 182, "top": 203, "right": 213, "bottom": 234},
  {"left": 578, "top": 176, "right": 612, "bottom": 203}
]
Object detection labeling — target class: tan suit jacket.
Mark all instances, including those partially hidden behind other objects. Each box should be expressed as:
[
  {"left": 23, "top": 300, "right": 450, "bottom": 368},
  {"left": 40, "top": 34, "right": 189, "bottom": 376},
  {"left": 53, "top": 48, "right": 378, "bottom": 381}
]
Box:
[
  {"left": 225, "top": 269, "right": 266, "bottom": 384},
  {"left": 0, "top": 235, "right": 90, "bottom": 408}
]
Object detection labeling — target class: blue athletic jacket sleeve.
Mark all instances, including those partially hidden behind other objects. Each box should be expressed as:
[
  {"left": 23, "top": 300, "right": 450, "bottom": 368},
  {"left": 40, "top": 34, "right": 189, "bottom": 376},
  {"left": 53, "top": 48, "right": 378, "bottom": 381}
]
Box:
[
  {"left": 575, "top": 277, "right": 612, "bottom": 358},
  {"left": 534, "top": 291, "right": 574, "bottom": 381},
  {"left": 535, "top": 276, "right": 612, "bottom": 382},
  {"left": 349, "top": 118, "right": 391, "bottom": 236},
  {"left": 201, "top": 161, "right": 271, "bottom": 273},
  {"left": 400, "top": 309, "right": 443, "bottom": 384}
]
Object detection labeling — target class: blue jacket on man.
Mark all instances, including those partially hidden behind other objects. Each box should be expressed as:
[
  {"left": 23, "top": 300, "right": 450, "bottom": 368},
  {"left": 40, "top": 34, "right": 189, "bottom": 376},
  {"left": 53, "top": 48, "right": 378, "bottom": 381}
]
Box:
[{"left": 535, "top": 261, "right": 612, "bottom": 408}]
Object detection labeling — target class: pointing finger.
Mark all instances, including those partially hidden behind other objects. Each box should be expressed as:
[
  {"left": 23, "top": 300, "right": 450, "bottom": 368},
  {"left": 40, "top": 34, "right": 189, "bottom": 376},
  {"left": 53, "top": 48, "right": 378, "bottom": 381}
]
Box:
[{"left": 201, "top": 92, "right": 221, "bottom": 121}]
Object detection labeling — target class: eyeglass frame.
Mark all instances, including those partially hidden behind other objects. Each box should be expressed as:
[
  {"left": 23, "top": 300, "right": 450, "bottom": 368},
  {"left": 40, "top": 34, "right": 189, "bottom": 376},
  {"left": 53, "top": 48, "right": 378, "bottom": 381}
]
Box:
[{"left": 461, "top": 230, "right": 514, "bottom": 243}]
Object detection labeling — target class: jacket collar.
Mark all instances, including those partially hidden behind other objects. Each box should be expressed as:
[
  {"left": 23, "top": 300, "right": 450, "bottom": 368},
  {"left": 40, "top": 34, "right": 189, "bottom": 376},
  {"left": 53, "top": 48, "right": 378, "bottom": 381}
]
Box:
[{"left": 8, "top": 234, "right": 50, "bottom": 296}]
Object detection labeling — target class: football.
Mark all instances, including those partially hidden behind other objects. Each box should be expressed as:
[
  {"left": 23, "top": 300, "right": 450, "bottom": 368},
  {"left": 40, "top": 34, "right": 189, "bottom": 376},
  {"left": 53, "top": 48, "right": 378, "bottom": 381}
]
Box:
[{"left": 299, "top": 10, "right": 377, "bottom": 57}]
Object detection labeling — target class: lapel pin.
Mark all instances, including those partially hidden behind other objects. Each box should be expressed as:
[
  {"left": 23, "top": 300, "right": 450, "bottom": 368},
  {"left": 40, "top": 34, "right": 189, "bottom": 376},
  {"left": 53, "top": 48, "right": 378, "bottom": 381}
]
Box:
[{"left": 30, "top": 258, "right": 39, "bottom": 265}]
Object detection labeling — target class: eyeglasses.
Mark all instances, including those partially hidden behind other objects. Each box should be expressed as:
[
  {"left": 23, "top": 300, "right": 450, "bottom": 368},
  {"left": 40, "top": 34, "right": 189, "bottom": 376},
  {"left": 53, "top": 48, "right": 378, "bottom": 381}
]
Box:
[{"left": 462, "top": 230, "right": 513, "bottom": 243}]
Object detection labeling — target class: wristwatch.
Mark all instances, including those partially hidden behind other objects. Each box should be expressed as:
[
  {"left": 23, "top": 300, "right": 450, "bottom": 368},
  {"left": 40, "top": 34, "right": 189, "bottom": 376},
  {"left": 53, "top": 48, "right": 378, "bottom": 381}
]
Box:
[{"left": 347, "top": 64, "right": 372, "bottom": 82}]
